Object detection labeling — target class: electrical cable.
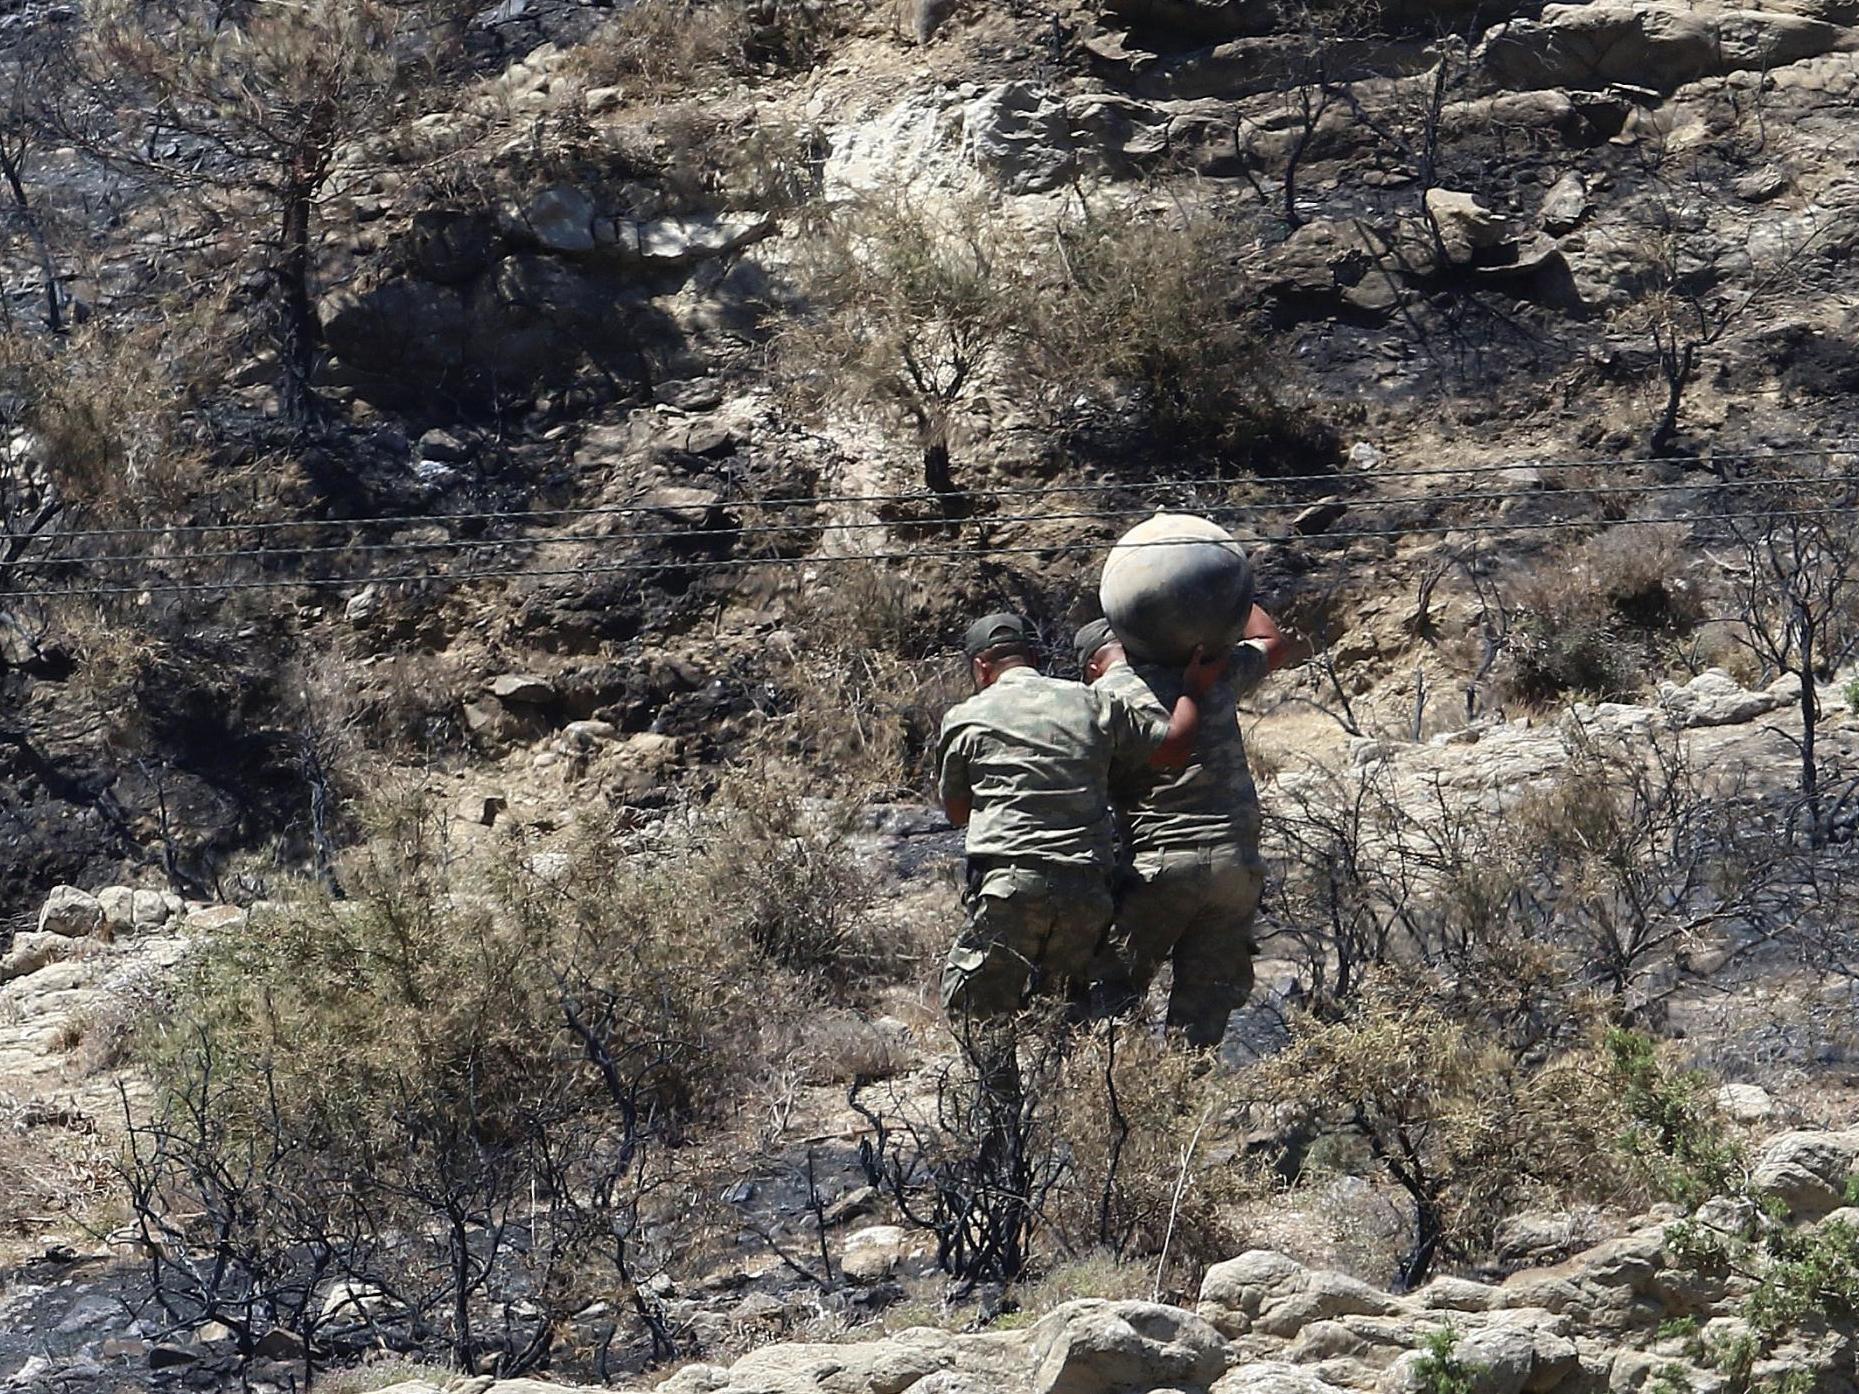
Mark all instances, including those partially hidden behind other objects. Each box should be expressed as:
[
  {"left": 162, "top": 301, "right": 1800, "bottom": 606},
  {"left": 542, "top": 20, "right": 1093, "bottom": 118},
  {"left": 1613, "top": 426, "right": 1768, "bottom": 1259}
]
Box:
[
  {"left": 9, "top": 475, "right": 1859, "bottom": 572},
  {"left": 4, "top": 502, "right": 1854, "bottom": 602},
  {"left": 13, "top": 446, "right": 1856, "bottom": 544}
]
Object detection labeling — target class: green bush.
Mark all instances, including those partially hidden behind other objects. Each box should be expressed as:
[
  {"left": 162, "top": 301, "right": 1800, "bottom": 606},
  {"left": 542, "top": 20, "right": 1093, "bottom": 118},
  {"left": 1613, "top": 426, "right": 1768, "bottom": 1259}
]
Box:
[{"left": 125, "top": 785, "right": 879, "bottom": 1374}]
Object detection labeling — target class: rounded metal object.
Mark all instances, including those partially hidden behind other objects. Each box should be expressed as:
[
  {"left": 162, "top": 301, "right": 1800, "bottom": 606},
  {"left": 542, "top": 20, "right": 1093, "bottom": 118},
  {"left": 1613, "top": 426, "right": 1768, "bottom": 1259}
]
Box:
[{"left": 1099, "top": 512, "right": 1253, "bottom": 666}]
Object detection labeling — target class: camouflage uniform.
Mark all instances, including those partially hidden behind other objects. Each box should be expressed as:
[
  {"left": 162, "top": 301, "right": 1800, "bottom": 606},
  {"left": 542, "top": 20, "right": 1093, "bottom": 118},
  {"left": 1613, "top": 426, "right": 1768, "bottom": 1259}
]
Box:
[
  {"left": 1097, "top": 642, "right": 1271, "bottom": 1047},
  {"left": 936, "top": 666, "right": 1168, "bottom": 1020}
]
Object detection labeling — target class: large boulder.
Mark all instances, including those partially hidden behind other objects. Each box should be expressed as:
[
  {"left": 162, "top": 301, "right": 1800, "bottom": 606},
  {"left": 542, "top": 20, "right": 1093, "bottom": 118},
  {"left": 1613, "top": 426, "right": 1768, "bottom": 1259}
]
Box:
[
  {"left": 1751, "top": 1130, "right": 1859, "bottom": 1219},
  {"left": 1481, "top": 2, "right": 1859, "bottom": 92},
  {"left": 0, "top": 930, "right": 81, "bottom": 982},
  {"left": 36, "top": 886, "right": 102, "bottom": 938},
  {"left": 1030, "top": 1300, "right": 1231, "bottom": 1394},
  {"left": 1657, "top": 670, "right": 1787, "bottom": 728},
  {"left": 1199, "top": 1251, "right": 1400, "bottom": 1338}
]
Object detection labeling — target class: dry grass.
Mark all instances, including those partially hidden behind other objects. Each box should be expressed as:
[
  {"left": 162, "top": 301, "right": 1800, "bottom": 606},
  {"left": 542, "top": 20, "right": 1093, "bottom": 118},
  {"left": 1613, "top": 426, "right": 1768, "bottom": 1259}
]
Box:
[{"left": 567, "top": 0, "right": 837, "bottom": 97}]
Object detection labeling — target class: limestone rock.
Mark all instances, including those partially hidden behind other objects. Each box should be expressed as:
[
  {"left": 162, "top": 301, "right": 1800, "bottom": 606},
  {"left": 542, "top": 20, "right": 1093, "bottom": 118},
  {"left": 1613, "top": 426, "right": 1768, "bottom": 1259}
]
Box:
[
  {"left": 1540, "top": 172, "right": 1588, "bottom": 234},
  {"left": 1199, "top": 1251, "right": 1399, "bottom": 1338},
  {"left": 319, "top": 1280, "right": 404, "bottom": 1324},
  {"left": 97, "top": 886, "right": 135, "bottom": 934},
  {"left": 1716, "top": 1083, "right": 1777, "bottom": 1124},
  {"left": 489, "top": 673, "right": 557, "bottom": 705},
  {"left": 0, "top": 931, "right": 80, "bottom": 983},
  {"left": 183, "top": 905, "right": 248, "bottom": 933},
  {"left": 1751, "top": 1130, "right": 1859, "bottom": 1219},
  {"left": 1030, "top": 1299, "right": 1231, "bottom": 1394},
  {"left": 517, "top": 185, "right": 597, "bottom": 253},
  {"left": 1424, "top": 188, "right": 1509, "bottom": 266},
  {"left": 839, "top": 1223, "right": 911, "bottom": 1284},
  {"left": 1657, "top": 670, "right": 1786, "bottom": 728},
  {"left": 600, "top": 213, "right": 774, "bottom": 265},
  {"left": 960, "top": 82, "right": 1166, "bottom": 194},
  {"left": 1212, "top": 1361, "right": 1349, "bottom": 1394},
  {"left": 639, "top": 486, "right": 725, "bottom": 528},
  {"left": 1481, "top": 3, "right": 1859, "bottom": 93},
  {"left": 37, "top": 886, "right": 102, "bottom": 938}
]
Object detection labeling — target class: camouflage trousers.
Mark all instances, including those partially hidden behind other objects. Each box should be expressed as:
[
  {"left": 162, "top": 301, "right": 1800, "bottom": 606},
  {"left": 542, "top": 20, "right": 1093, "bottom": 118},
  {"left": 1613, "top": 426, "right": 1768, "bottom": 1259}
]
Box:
[
  {"left": 1099, "top": 844, "right": 1263, "bottom": 1049},
  {"left": 940, "top": 860, "right": 1114, "bottom": 1022}
]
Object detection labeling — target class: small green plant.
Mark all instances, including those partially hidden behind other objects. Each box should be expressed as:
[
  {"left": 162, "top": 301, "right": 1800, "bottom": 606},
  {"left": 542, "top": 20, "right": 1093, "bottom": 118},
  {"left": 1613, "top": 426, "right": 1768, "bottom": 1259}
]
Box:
[
  {"left": 1648, "top": 1363, "right": 1695, "bottom": 1394},
  {"left": 1845, "top": 676, "right": 1859, "bottom": 717},
  {"left": 1413, "top": 1324, "right": 1479, "bottom": 1394},
  {"left": 1606, "top": 1028, "right": 1746, "bottom": 1209},
  {"left": 1656, "top": 1316, "right": 1702, "bottom": 1343}
]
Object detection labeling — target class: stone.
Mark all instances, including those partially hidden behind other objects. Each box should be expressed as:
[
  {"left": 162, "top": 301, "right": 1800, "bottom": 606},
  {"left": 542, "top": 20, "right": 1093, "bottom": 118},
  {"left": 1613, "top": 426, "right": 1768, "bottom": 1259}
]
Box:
[
  {"left": 519, "top": 185, "right": 597, "bottom": 253},
  {"left": 251, "top": 1328, "right": 304, "bottom": 1361},
  {"left": 1657, "top": 670, "right": 1785, "bottom": 728},
  {"left": 319, "top": 1280, "right": 403, "bottom": 1324},
  {"left": 1416, "top": 1276, "right": 1504, "bottom": 1312},
  {"left": 1424, "top": 188, "right": 1509, "bottom": 266},
  {"left": 148, "top": 1345, "right": 198, "bottom": 1369},
  {"left": 1481, "top": 3, "right": 1856, "bottom": 93},
  {"left": 1, "top": 932, "right": 88, "bottom": 985},
  {"left": 184, "top": 905, "right": 247, "bottom": 933},
  {"left": 37, "top": 885, "right": 103, "bottom": 938},
  {"left": 1212, "top": 1361, "right": 1347, "bottom": 1394},
  {"left": 1292, "top": 499, "right": 1348, "bottom": 535},
  {"left": 1199, "top": 1251, "right": 1398, "bottom": 1339},
  {"left": 1540, "top": 173, "right": 1588, "bottom": 234},
  {"left": 417, "top": 428, "right": 472, "bottom": 463},
  {"left": 345, "top": 584, "right": 382, "bottom": 626},
  {"left": 584, "top": 86, "right": 623, "bottom": 114},
  {"left": 97, "top": 886, "right": 135, "bottom": 933},
  {"left": 840, "top": 1224, "right": 910, "bottom": 1284},
  {"left": 130, "top": 889, "right": 170, "bottom": 930},
  {"left": 458, "top": 792, "right": 509, "bottom": 826},
  {"left": 1030, "top": 1300, "right": 1231, "bottom": 1394},
  {"left": 1751, "top": 1130, "right": 1859, "bottom": 1219},
  {"left": 489, "top": 673, "right": 557, "bottom": 705},
  {"left": 1734, "top": 169, "right": 1789, "bottom": 203},
  {"left": 1716, "top": 1083, "right": 1777, "bottom": 1124},
  {"left": 561, "top": 720, "right": 618, "bottom": 749},
  {"left": 601, "top": 213, "right": 775, "bottom": 265},
  {"left": 639, "top": 486, "right": 725, "bottom": 528}
]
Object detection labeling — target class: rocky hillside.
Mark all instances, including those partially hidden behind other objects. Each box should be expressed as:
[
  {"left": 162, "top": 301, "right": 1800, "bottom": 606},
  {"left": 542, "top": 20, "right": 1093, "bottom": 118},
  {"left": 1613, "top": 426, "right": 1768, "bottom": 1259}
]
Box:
[{"left": 2, "top": 0, "right": 1859, "bottom": 1391}]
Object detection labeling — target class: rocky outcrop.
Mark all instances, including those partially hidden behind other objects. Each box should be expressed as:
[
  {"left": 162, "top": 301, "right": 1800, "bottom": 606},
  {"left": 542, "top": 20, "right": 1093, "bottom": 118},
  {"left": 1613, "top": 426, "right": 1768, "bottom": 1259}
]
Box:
[
  {"left": 1479, "top": 1, "right": 1859, "bottom": 93},
  {"left": 339, "top": 1210, "right": 1859, "bottom": 1394}
]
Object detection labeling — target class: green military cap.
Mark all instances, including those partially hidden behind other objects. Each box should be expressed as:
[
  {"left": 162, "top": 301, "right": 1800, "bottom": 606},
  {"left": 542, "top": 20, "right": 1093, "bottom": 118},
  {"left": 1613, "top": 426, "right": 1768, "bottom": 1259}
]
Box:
[
  {"left": 963, "top": 612, "right": 1034, "bottom": 660},
  {"left": 1073, "top": 618, "right": 1118, "bottom": 670}
]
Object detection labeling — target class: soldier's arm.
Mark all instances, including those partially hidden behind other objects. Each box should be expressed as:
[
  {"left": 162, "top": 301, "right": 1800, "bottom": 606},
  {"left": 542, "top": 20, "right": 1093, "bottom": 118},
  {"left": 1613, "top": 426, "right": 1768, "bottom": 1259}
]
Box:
[
  {"left": 1148, "top": 646, "right": 1226, "bottom": 769},
  {"left": 938, "top": 723, "right": 973, "bottom": 827},
  {"left": 1245, "top": 605, "right": 1297, "bottom": 674}
]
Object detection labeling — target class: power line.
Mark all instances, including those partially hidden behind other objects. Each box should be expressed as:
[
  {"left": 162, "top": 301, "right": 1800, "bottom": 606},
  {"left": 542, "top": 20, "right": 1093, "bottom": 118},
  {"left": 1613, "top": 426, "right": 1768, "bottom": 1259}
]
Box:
[
  {"left": 11, "top": 475, "right": 1859, "bottom": 573},
  {"left": 13, "top": 447, "right": 1856, "bottom": 544},
  {"left": 5, "top": 503, "right": 1854, "bottom": 602}
]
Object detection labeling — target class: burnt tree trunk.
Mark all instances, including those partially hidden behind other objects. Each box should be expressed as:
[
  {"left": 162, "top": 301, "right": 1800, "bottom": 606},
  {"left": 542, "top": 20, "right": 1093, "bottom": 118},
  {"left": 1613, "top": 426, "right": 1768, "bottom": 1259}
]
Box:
[{"left": 0, "top": 143, "right": 61, "bottom": 333}]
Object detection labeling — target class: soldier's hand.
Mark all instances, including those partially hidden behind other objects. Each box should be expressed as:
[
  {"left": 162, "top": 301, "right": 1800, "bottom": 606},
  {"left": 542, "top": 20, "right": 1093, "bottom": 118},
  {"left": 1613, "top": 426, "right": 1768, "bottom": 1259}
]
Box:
[{"left": 1183, "top": 644, "right": 1229, "bottom": 699}]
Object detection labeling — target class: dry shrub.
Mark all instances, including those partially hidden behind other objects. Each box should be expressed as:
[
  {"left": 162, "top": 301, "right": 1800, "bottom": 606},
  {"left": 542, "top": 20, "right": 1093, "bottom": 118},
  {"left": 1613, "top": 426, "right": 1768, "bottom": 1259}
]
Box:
[
  {"left": 769, "top": 564, "right": 968, "bottom": 796},
  {"left": 699, "top": 779, "right": 888, "bottom": 982},
  {"left": 1048, "top": 1027, "right": 1251, "bottom": 1290},
  {"left": 568, "top": 0, "right": 835, "bottom": 96},
  {"left": 0, "top": 304, "right": 223, "bottom": 527},
  {"left": 125, "top": 783, "right": 883, "bottom": 1368},
  {"left": 1243, "top": 971, "right": 1635, "bottom": 1289},
  {"left": 1021, "top": 209, "right": 1334, "bottom": 469},
  {"left": 776, "top": 193, "right": 1023, "bottom": 493},
  {"left": 1499, "top": 526, "right": 1704, "bottom": 706}
]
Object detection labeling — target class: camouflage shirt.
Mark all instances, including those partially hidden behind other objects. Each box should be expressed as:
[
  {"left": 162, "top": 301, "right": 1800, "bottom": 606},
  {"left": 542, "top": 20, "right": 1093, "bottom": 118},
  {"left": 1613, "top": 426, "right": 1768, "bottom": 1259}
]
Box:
[
  {"left": 937, "top": 666, "right": 1170, "bottom": 867},
  {"left": 1098, "top": 641, "right": 1271, "bottom": 857}
]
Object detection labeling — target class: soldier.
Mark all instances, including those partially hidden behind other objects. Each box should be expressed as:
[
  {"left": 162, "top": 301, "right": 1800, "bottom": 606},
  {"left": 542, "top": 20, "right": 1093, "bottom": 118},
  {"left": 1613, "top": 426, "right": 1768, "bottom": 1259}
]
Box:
[
  {"left": 1075, "top": 604, "right": 1293, "bottom": 1049},
  {"left": 936, "top": 612, "right": 1226, "bottom": 1024}
]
